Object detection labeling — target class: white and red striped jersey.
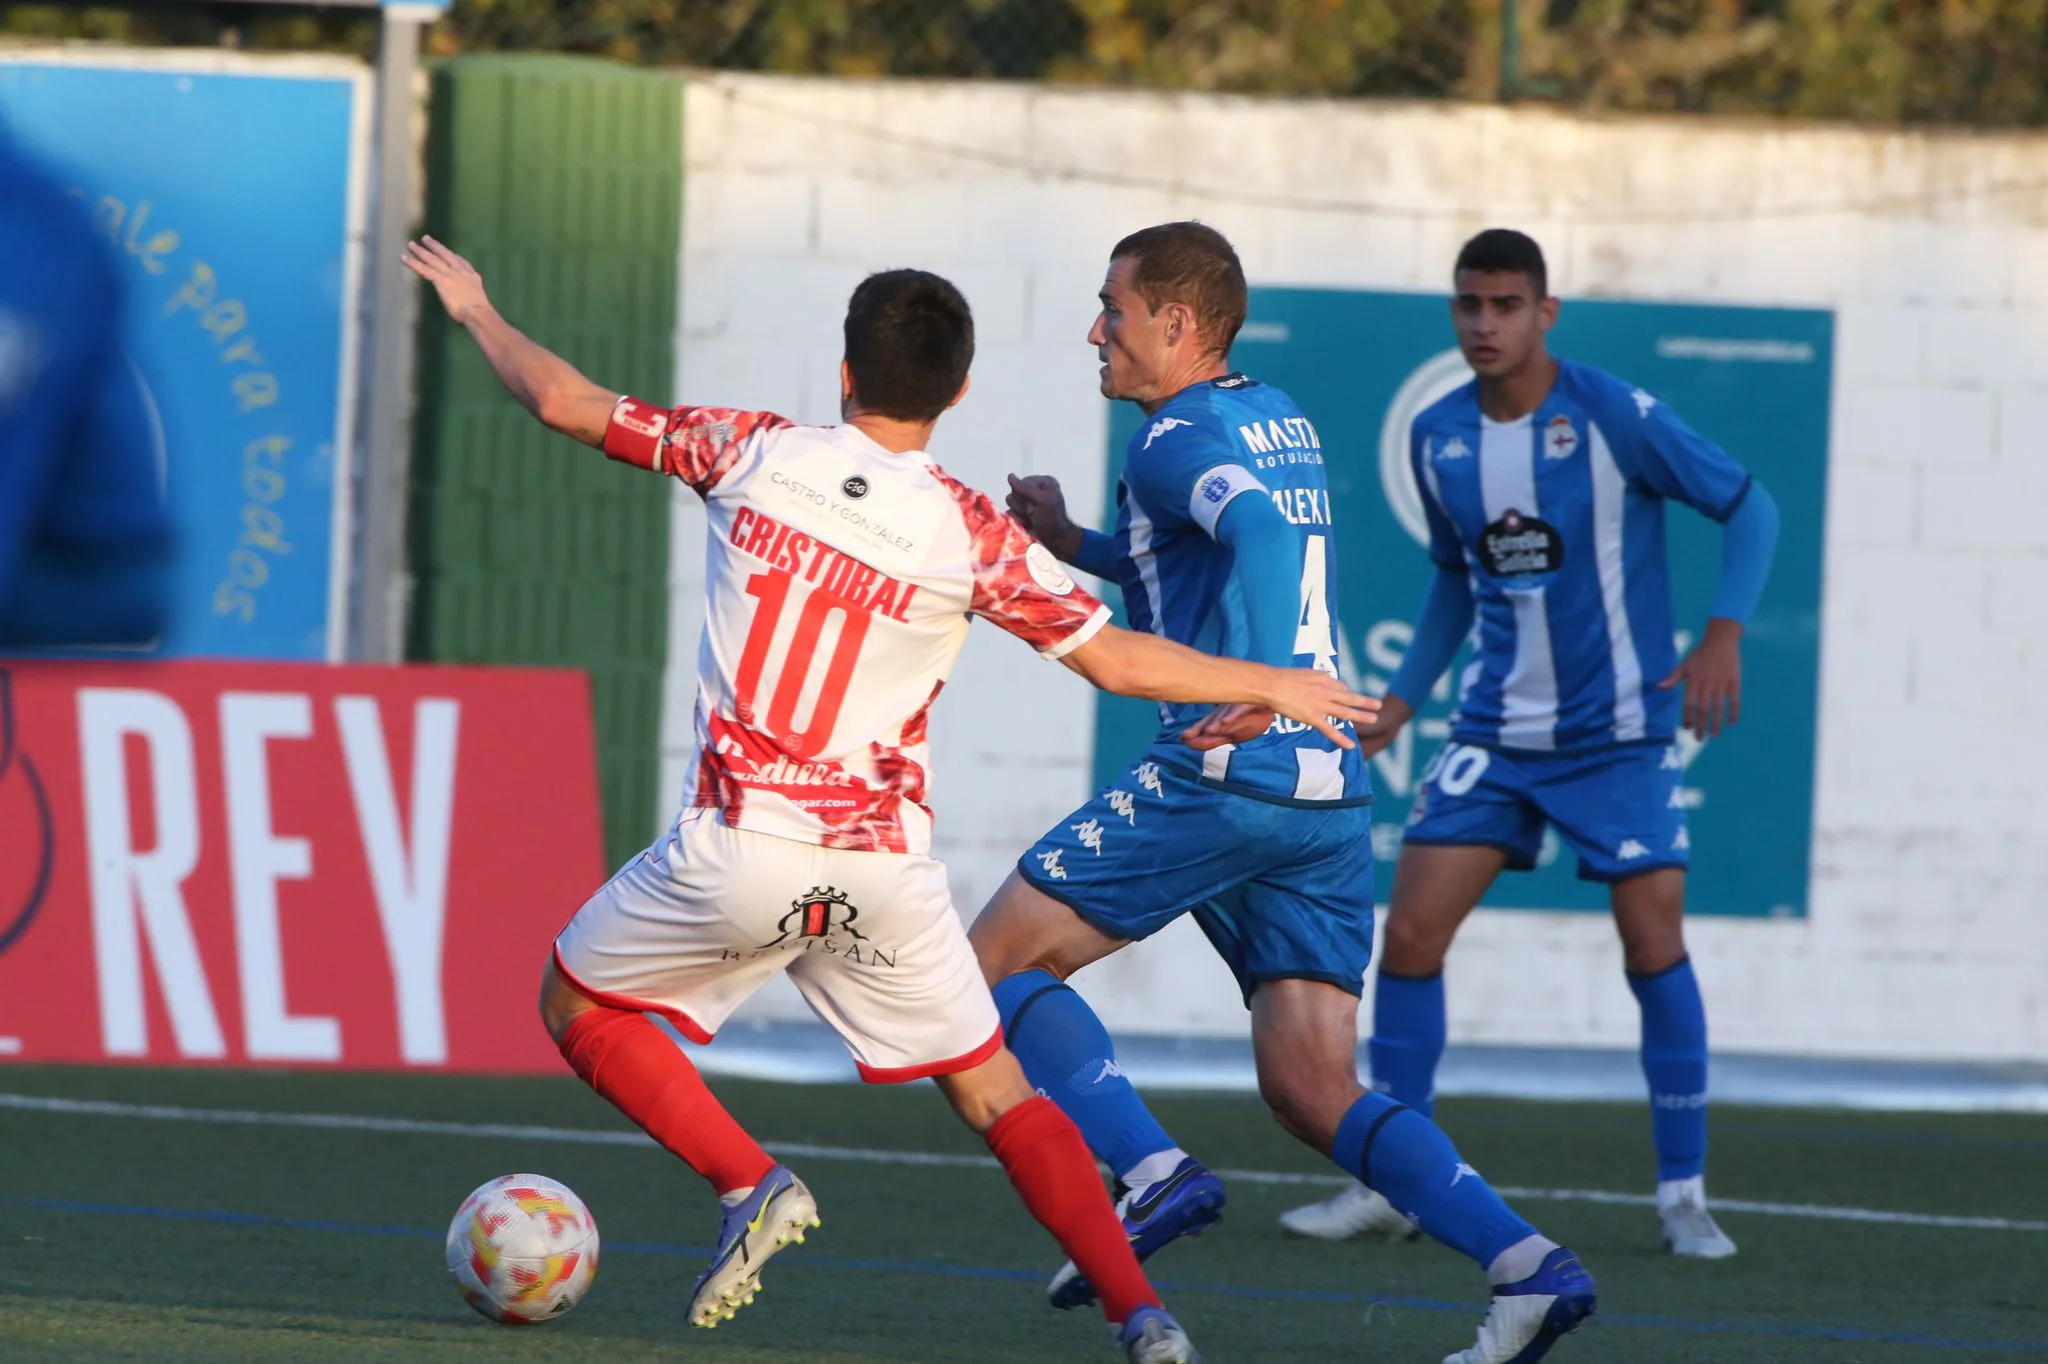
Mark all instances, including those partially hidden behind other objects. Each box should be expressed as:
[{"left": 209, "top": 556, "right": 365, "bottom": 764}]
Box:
[{"left": 605, "top": 396, "right": 1111, "bottom": 854}]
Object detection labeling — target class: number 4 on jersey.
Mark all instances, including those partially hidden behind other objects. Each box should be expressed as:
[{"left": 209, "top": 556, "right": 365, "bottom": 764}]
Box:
[{"left": 1295, "top": 533, "right": 1338, "bottom": 675}]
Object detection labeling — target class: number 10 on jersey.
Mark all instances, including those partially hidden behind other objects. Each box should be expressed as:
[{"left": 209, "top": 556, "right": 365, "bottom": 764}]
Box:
[{"left": 733, "top": 570, "right": 870, "bottom": 757}]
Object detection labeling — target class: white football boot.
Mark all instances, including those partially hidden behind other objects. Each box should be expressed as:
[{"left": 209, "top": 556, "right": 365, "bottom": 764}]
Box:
[
  {"left": 1443, "top": 1246, "right": 1597, "bottom": 1364},
  {"left": 1658, "top": 1178, "right": 1738, "bottom": 1259},
  {"left": 1277, "top": 1180, "right": 1421, "bottom": 1242}
]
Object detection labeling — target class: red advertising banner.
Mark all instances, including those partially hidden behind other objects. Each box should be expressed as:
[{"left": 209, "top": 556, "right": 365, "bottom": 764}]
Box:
[{"left": 0, "top": 661, "right": 606, "bottom": 1073}]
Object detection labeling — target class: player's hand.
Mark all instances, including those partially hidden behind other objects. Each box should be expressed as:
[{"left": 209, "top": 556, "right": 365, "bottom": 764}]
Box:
[
  {"left": 1352, "top": 691, "right": 1413, "bottom": 761},
  {"left": 1181, "top": 702, "right": 1272, "bottom": 751},
  {"left": 403, "top": 235, "right": 492, "bottom": 327},
  {"left": 1255, "top": 667, "right": 1381, "bottom": 750},
  {"left": 1659, "top": 617, "right": 1743, "bottom": 739},
  {"left": 1005, "top": 474, "right": 1083, "bottom": 562}
]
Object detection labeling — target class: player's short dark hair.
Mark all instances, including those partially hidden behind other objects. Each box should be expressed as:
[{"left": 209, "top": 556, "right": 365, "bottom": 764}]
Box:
[
  {"left": 1455, "top": 228, "right": 1548, "bottom": 299},
  {"left": 842, "top": 269, "right": 976, "bottom": 422},
  {"left": 1110, "top": 221, "right": 1248, "bottom": 357}
]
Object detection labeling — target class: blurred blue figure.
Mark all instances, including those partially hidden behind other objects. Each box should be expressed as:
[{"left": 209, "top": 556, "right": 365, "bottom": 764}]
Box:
[{"left": 0, "top": 118, "right": 169, "bottom": 648}]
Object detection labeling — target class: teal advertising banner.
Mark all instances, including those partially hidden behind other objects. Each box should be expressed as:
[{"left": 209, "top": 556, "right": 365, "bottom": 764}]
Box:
[{"left": 1093, "top": 289, "right": 1831, "bottom": 918}]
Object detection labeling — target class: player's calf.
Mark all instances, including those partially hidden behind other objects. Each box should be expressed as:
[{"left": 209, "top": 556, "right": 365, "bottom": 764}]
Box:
[{"left": 941, "top": 1053, "right": 1201, "bottom": 1354}]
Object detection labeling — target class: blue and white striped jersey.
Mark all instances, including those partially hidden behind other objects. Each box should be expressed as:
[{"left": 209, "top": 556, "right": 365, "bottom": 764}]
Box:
[
  {"left": 1410, "top": 358, "right": 1754, "bottom": 755},
  {"left": 1110, "top": 373, "right": 1371, "bottom": 805}
]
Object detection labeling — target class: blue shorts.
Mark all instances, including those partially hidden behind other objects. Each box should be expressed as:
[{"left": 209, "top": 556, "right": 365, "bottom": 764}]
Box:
[
  {"left": 1403, "top": 740, "right": 1689, "bottom": 883},
  {"left": 1017, "top": 757, "right": 1376, "bottom": 1003}
]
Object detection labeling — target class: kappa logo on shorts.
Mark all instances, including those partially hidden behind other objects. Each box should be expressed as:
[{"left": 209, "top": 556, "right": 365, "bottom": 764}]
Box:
[
  {"left": 1135, "top": 762, "right": 1163, "bottom": 796},
  {"left": 744, "top": 886, "right": 894, "bottom": 967},
  {"left": 1106, "top": 790, "right": 1137, "bottom": 825},
  {"left": 1037, "top": 848, "right": 1067, "bottom": 881},
  {"left": 1073, "top": 818, "right": 1106, "bottom": 853}
]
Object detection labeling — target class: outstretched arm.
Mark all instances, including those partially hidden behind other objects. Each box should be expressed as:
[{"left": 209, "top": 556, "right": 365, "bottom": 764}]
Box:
[
  {"left": 1659, "top": 481, "right": 1780, "bottom": 739},
  {"left": 1059, "top": 624, "right": 1379, "bottom": 750},
  {"left": 403, "top": 236, "right": 618, "bottom": 447}
]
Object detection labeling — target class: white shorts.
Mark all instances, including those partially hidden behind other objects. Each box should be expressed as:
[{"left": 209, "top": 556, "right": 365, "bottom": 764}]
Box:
[{"left": 553, "top": 812, "right": 1001, "bottom": 1082}]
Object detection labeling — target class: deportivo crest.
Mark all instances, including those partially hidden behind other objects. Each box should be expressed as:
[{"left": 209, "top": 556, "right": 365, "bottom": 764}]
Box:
[
  {"left": 759, "top": 886, "right": 867, "bottom": 948},
  {"left": 1544, "top": 414, "right": 1578, "bottom": 460}
]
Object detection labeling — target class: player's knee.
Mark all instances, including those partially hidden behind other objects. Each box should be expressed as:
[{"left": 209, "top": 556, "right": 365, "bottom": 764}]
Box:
[
  {"left": 936, "top": 1049, "right": 1036, "bottom": 1135},
  {"left": 536, "top": 957, "right": 592, "bottom": 1043},
  {"left": 1257, "top": 1068, "right": 1343, "bottom": 1149},
  {"left": 1380, "top": 913, "right": 1450, "bottom": 975},
  {"left": 1621, "top": 933, "right": 1687, "bottom": 977}
]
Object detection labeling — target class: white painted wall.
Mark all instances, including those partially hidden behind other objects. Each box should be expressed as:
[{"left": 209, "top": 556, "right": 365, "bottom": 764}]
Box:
[{"left": 661, "top": 73, "right": 2048, "bottom": 1063}]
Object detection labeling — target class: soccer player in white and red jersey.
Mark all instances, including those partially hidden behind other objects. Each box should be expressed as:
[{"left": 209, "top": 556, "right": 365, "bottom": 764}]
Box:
[{"left": 406, "top": 238, "right": 1379, "bottom": 1363}]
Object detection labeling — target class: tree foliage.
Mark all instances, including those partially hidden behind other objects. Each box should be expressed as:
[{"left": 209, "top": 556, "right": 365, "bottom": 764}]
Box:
[{"left": 7, "top": 0, "right": 2048, "bottom": 127}]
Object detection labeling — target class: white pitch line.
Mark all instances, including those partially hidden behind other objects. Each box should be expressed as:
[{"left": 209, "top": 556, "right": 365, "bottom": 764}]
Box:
[{"left": 3, "top": 1091, "right": 2043, "bottom": 1234}]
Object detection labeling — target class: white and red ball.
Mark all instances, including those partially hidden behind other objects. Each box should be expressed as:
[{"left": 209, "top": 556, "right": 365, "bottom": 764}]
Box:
[{"left": 445, "top": 1173, "right": 600, "bottom": 1324}]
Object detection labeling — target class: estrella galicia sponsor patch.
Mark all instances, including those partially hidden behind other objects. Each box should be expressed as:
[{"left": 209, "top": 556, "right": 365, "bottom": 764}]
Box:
[{"left": 1477, "top": 507, "right": 1564, "bottom": 579}]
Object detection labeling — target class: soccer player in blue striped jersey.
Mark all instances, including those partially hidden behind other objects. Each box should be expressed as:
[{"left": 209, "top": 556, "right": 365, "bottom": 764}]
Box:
[
  {"left": 1279, "top": 229, "right": 1779, "bottom": 1260},
  {"left": 977, "top": 223, "right": 1596, "bottom": 1364}
]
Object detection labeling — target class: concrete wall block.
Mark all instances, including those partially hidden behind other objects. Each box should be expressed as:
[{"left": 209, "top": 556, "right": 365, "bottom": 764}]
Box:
[
  {"left": 1253, "top": 210, "right": 1427, "bottom": 293},
  {"left": 674, "top": 337, "right": 821, "bottom": 419},
  {"left": 1830, "top": 301, "right": 1927, "bottom": 385},
  {"left": 685, "top": 171, "right": 816, "bottom": 256},
  {"left": 1833, "top": 383, "right": 1992, "bottom": 468},
  {"left": 1919, "top": 431, "right": 2048, "bottom": 550},
  {"left": 1925, "top": 305, "right": 2048, "bottom": 388},
  {"left": 1821, "top": 464, "right": 1917, "bottom": 550},
  {"left": 816, "top": 175, "right": 976, "bottom": 259},
  {"left": 682, "top": 254, "right": 867, "bottom": 348}
]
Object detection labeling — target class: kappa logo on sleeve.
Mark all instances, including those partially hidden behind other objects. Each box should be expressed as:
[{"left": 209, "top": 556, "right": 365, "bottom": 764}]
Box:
[{"left": 1143, "top": 416, "right": 1194, "bottom": 449}]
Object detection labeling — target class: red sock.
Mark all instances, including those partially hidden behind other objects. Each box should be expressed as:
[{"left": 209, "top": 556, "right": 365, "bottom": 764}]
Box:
[
  {"left": 986, "top": 1096, "right": 1160, "bottom": 1325},
  {"left": 558, "top": 1006, "right": 775, "bottom": 1196}
]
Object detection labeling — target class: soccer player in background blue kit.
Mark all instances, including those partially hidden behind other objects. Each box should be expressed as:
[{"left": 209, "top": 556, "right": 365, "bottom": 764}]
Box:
[
  {"left": 979, "top": 223, "right": 1597, "bottom": 1364},
  {"left": 1280, "top": 229, "right": 1780, "bottom": 1259},
  {"left": 0, "top": 119, "right": 170, "bottom": 647}
]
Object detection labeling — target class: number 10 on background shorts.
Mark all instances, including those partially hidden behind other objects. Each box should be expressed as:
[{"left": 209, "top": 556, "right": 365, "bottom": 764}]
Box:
[
  {"left": 1402, "top": 740, "right": 1691, "bottom": 882},
  {"left": 553, "top": 811, "right": 1001, "bottom": 1082}
]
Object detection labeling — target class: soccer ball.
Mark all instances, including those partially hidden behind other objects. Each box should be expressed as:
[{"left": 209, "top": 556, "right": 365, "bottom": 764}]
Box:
[{"left": 445, "top": 1173, "right": 600, "bottom": 1324}]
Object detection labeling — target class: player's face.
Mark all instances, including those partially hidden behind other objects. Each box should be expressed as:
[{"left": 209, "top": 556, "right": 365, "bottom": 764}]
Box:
[
  {"left": 1451, "top": 270, "right": 1556, "bottom": 378},
  {"left": 1088, "top": 257, "right": 1168, "bottom": 402}
]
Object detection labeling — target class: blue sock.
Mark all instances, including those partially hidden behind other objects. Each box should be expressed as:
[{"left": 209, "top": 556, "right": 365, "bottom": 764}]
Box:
[
  {"left": 1368, "top": 968, "right": 1446, "bottom": 1120},
  {"left": 1628, "top": 956, "right": 1709, "bottom": 1181},
  {"left": 1331, "top": 1092, "right": 1537, "bottom": 1271},
  {"left": 992, "top": 969, "right": 1176, "bottom": 1179}
]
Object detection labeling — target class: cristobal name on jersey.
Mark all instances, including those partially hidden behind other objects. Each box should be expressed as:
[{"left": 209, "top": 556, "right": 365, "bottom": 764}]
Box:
[
  {"left": 1235, "top": 414, "right": 1326, "bottom": 469},
  {"left": 728, "top": 505, "right": 920, "bottom": 621}
]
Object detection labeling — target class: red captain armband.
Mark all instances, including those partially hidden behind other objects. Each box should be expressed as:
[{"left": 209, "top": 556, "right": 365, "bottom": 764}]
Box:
[{"left": 603, "top": 396, "right": 672, "bottom": 471}]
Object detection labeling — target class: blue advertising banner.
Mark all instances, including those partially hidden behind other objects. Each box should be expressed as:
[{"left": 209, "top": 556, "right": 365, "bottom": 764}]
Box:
[
  {"left": 1095, "top": 289, "right": 1831, "bottom": 919},
  {"left": 0, "top": 56, "right": 367, "bottom": 660}
]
